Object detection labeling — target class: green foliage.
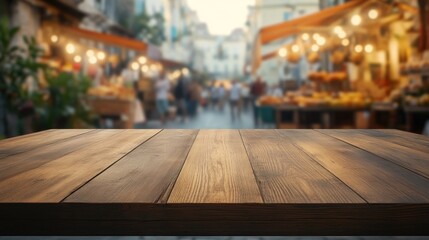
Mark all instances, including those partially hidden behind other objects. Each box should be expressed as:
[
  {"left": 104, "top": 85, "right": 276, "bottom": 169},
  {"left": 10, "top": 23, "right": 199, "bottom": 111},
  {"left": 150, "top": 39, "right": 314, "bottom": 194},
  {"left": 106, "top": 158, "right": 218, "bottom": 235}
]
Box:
[
  {"left": 0, "top": 17, "right": 94, "bottom": 133},
  {"left": 0, "top": 18, "right": 46, "bottom": 112},
  {"left": 130, "top": 12, "right": 166, "bottom": 46},
  {"left": 33, "top": 72, "right": 94, "bottom": 129}
]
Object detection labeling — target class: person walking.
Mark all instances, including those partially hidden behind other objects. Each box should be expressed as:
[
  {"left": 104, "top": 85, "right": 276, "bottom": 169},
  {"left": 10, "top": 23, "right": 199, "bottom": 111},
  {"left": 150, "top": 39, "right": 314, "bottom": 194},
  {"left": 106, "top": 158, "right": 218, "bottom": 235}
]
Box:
[
  {"left": 217, "top": 83, "right": 226, "bottom": 112},
  {"left": 250, "top": 77, "right": 266, "bottom": 126},
  {"left": 187, "top": 81, "right": 201, "bottom": 118},
  {"left": 229, "top": 80, "right": 242, "bottom": 121},
  {"left": 174, "top": 76, "right": 188, "bottom": 122},
  {"left": 155, "top": 72, "right": 170, "bottom": 125},
  {"left": 209, "top": 82, "right": 219, "bottom": 109}
]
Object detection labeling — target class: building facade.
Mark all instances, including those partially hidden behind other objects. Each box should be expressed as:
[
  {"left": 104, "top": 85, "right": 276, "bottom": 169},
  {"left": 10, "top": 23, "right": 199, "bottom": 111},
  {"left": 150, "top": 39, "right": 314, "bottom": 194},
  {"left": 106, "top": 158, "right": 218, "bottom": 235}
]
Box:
[{"left": 246, "top": 0, "right": 319, "bottom": 84}]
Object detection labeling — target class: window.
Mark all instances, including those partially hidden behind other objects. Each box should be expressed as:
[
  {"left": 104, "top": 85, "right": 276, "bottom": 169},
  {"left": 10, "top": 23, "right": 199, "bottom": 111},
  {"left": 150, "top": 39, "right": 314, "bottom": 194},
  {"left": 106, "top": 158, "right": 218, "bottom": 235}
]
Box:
[{"left": 283, "top": 12, "right": 291, "bottom": 21}]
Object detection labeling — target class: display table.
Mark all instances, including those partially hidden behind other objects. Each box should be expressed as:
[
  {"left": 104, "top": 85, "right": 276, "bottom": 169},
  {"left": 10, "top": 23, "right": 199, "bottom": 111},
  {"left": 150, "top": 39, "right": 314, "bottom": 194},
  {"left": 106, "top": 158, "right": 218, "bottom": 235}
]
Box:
[
  {"left": 274, "top": 104, "right": 369, "bottom": 129},
  {"left": 89, "top": 97, "right": 136, "bottom": 128},
  {"left": 404, "top": 106, "right": 429, "bottom": 133},
  {"left": 0, "top": 129, "right": 428, "bottom": 235}
]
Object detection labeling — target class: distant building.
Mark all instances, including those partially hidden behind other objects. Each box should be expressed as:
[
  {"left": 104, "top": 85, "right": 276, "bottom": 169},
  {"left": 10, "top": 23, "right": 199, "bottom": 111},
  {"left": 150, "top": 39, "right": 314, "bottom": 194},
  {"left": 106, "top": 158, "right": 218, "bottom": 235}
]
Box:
[
  {"left": 194, "top": 29, "right": 247, "bottom": 79},
  {"left": 246, "top": 0, "right": 319, "bottom": 84}
]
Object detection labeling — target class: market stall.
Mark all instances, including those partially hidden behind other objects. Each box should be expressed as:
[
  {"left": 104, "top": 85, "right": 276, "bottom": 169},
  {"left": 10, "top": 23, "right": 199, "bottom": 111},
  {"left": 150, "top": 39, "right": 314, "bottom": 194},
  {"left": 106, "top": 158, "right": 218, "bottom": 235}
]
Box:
[{"left": 252, "top": 0, "right": 428, "bottom": 132}]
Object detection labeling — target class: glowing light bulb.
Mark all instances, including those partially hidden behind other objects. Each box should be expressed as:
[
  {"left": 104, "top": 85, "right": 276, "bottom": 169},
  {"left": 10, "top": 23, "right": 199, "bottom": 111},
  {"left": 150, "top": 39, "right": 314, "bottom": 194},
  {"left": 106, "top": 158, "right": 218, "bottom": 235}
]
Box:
[
  {"left": 86, "top": 49, "right": 95, "bottom": 57},
  {"left": 368, "top": 9, "right": 378, "bottom": 19},
  {"left": 316, "top": 37, "right": 326, "bottom": 46},
  {"left": 97, "top": 51, "right": 106, "bottom": 60},
  {"left": 50, "top": 35, "right": 59, "bottom": 43},
  {"left": 138, "top": 56, "right": 147, "bottom": 64},
  {"left": 182, "top": 68, "right": 189, "bottom": 75},
  {"left": 333, "top": 26, "right": 343, "bottom": 34},
  {"left": 301, "top": 33, "right": 310, "bottom": 41},
  {"left": 88, "top": 56, "right": 98, "bottom": 64},
  {"left": 73, "top": 55, "right": 82, "bottom": 63},
  {"left": 354, "top": 44, "right": 363, "bottom": 53},
  {"left": 65, "top": 43, "right": 76, "bottom": 54},
  {"left": 311, "top": 44, "right": 319, "bottom": 52},
  {"left": 341, "top": 39, "right": 350, "bottom": 46},
  {"left": 141, "top": 65, "right": 149, "bottom": 73},
  {"left": 312, "top": 33, "right": 321, "bottom": 41},
  {"left": 292, "top": 44, "right": 300, "bottom": 53},
  {"left": 338, "top": 31, "right": 347, "bottom": 39},
  {"left": 131, "top": 62, "right": 139, "bottom": 70},
  {"left": 351, "top": 14, "right": 362, "bottom": 26},
  {"left": 364, "top": 44, "right": 374, "bottom": 53},
  {"left": 278, "top": 48, "right": 287, "bottom": 57}
]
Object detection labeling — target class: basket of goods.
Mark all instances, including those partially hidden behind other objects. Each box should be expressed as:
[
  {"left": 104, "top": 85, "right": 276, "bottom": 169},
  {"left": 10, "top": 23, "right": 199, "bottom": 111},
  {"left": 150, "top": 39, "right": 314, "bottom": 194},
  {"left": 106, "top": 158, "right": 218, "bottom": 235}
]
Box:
[
  {"left": 287, "top": 52, "right": 301, "bottom": 63},
  {"left": 307, "top": 52, "right": 320, "bottom": 63},
  {"left": 331, "top": 51, "right": 346, "bottom": 65},
  {"left": 308, "top": 71, "right": 328, "bottom": 82},
  {"left": 350, "top": 53, "right": 364, "bottom": 65},
  {"left": 258, "top": 96, "right": 283, "bottom": 106},
  {"left": 329, "top": 71, "right": 347, "bottom": 82},
  {"left": 88, "top": 85, "right": 135, "bottom": 100}
]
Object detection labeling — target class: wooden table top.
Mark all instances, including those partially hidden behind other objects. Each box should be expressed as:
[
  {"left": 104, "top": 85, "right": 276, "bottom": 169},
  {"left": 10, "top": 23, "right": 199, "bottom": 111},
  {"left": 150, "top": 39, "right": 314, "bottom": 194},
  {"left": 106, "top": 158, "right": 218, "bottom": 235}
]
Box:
[{"left": 0, "top": 129, "right": 428, "bottom": 236}]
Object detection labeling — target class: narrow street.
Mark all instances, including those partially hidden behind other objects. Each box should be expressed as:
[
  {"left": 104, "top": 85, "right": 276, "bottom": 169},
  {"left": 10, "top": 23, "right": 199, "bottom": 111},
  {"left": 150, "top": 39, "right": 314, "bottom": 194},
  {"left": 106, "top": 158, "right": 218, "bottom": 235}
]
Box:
[{"left": 141, "top": 104, "right": 274, "bottom": 129}]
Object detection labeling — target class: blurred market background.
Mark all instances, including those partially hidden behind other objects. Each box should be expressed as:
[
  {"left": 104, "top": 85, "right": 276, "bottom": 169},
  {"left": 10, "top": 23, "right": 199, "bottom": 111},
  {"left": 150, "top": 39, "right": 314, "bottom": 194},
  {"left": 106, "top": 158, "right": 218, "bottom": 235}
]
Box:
[{"left": 0, "top": 0, "right": 429, "bottom": 138}]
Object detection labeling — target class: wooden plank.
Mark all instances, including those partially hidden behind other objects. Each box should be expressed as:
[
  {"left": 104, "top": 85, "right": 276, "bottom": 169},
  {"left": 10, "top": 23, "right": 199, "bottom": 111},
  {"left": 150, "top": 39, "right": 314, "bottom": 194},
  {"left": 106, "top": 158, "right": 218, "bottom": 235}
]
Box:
[
  {"left": 0, "top": 129, "right": 160, "bottom": 202},
  {"left": 240, "top": 130, "right": 364, "bottom": 203},
  {"left": 277, "top": 130, "right": 429, "bottom": 203},
  {"left": 360, "top": 129, "right": 429, "bottom": 154},
  {"left": 0, "top": 130, "right": 121, "bottom": 181},
  {"left": 1, "top": 204, "right": 428, "bottom": 236},
  {"left": 0, "top": 129, "right": 92, "bottom": 159},
  {"left": 168, "top": 130, "right": 263, "bottom": 203},
  {"left": 65, "top": 130, "right": 198, "bottom": 203},
  {"left": 319, "top": 129, "right": 429, "bottom": 179},
  {"left": 378, "top": 129, "right": 429, "bottom": 145}
]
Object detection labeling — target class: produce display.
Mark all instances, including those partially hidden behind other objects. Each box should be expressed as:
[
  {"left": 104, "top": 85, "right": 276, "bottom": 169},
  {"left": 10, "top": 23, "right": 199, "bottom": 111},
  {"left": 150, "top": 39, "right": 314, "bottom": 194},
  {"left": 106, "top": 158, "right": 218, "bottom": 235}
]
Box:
[
  {"left": 287, "top": 52, "right": 301, "bottom": 63},
  {"left": 88, "top": 84, "right": 135, "bottom": 100},
  {"left": 308, "top": 71, "right": 347, "bottom": 82},
  {"left": 350, "top": 53, "right": 364, "bottom": 65},
  {"left": 331, "top": 51, "right": 346, "bottom": 65},
  {"left": 259, "top": 91, "right": 371, "bottom": 108},
  {"left": 307, "top": 52, "right": 320, "bottom": 63},
  {"left": 404, "top": 94, "right": 429, "bottom": 106}
]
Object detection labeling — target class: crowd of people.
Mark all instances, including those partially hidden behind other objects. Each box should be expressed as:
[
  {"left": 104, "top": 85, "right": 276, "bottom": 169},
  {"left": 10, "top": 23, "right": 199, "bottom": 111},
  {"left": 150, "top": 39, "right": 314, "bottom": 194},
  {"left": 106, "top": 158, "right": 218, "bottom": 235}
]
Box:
[{"left": 154, "top": 72, "right": 283, "bottom": 126}]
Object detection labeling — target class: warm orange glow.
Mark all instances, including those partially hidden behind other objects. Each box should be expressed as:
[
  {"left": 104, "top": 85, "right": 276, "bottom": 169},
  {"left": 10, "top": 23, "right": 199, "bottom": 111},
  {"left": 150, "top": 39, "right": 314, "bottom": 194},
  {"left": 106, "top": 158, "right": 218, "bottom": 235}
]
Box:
[
  {"left": 278, "top": 48, "right": 287, "bottom": 57},
  {"left": 131, "top": 62, "right": 139, "bottom": 70},
  {"left": 354, "top": 44, "right": 363, "bottom": 52},
  {"left": 73, "top": 55, "right": 82, "bottom": 63},
  {"left": 351, "top": 14, "right": 362, "bottom": 26},
  {"left": 364, "top": 44, "right": 374, "bottom": 53},
  {"left": 341, "top": 39, "right": 350, "bottom": 46},
  {"left": 368, "top": 9, "right": 379, "bottom": 19},
  {"left": 65, "top": 43, "right": 76, "bottom": 54}
]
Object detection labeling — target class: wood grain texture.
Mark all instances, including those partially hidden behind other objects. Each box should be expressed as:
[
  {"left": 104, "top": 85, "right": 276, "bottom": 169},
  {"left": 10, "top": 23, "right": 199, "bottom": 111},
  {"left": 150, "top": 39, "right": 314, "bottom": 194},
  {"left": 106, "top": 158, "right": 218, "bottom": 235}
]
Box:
[
  {"left": 240, "top": 130, "right": 364, "bottom": 203},
  {"left": 0, "top": 129, "right": 160, "bottom": 202},
  {"left": 168, "top": 130, "right": 263, "bottom": 203},
  {"left": 319, "top": 129, "right": 429, "bottom": 179},
  {"left": 277, "top": 129, "right": 429, "bottom": 203},
  {"left": 1, "top": 204, "right": 428, "bottom": 236},
  {"left": 364, "top": 129, "right": 429, "bottom": 154},
  {"left": 0, "top": 129, "right": 92, "bottom": 159},
  {"left": 0, "top": 130, "right": 119, "bottom": 181},
  {"left": 65, "top": 130, "right": 198, "bottom": 203},
  {"left": 375, "top": 129, "right": 429, "bottom": 152}
]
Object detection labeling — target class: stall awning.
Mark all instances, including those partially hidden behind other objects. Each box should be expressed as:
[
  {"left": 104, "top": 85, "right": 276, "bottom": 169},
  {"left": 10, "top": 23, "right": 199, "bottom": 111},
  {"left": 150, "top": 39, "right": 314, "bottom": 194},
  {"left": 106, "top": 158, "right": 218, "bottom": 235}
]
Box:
[
  {"left": 252, "top": 0, "right": 366, "bottom": 73},
  {"left": 61, "top": 26, "right": 148, "bottom": 52},
  {"left": 159, "top": 58, "right": 188, "bottom": 69}
]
